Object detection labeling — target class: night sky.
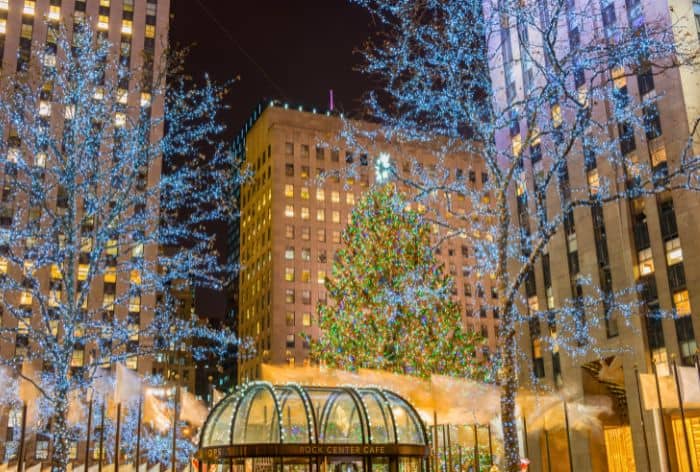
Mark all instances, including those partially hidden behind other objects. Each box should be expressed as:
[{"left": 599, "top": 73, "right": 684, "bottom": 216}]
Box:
[{"left": 170, "top": 1, "right": 374, "bottom": 319}]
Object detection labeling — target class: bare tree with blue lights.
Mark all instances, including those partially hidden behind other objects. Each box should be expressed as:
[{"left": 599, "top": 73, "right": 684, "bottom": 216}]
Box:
[
  {"left": 347, "top": 0, "right": 700, "bottom": 470},
  {"left": 0, "top": 22, "right": 242, "bottom": 471}
]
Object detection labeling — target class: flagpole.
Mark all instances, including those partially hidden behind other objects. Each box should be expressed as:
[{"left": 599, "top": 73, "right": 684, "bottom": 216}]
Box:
[
  {"left": 16, "top": 402, "right": 27, "bottom": 472},
  {"left": 84, "top": 393, "right": 94, "bottom": 471},
  {"left": 472, "top": 423, "right": 478, "bottom": 472},
  {"left": 432, "top": 412, "right": 438, "bottom": 472},
  {"left": 98, "top": 398, "right": 106, "bottom": 472},
  {"left": 522, "top": 416, "right": 529, "bottom": 459},
  {"left": 563, "top": 402, "right": 574, "bottom": 472},
  {"left": 445, "top": 424, "right": 453, "bottom": 472},
  {"left": 671, "top": 356, "right": 694, "bottom": 471},
  {"left": 171, "top": 363, "right": 182, "bottom": 472},
  {"left": 135, "top": 398, "right": 142, "bottom": 472},
  {"left": 441, "top": 425, "right": 449, "bottom": 472},
  {"left": 487, "top": 424, "right": 493, "bottom": 466},
  {"left": 633, "top": 365, "right": 652, "bottom": 472},
  {"left": 652, "top": 359, "right": 672, "bottom": 471},
  {"left": 114, "top": 403, "right": 121, "bottom": 472}
]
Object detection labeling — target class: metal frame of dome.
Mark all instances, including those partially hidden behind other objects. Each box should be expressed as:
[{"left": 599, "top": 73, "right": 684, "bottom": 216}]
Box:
[{"left": 197, "top": 382, "right": 430, "bottom": 466}]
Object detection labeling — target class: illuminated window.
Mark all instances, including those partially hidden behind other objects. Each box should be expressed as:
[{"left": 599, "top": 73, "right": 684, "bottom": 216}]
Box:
[
  {"left": 43, "top": 53, "right": 56, "bottom": 68},
  {"left": 145, "top": 25, "right": 155, "bottom": 38},
  {"left": 286, "top": 334, "right": 295, "bottom": 349},
  {"left": 301, "top": 248, "right": 310, "bottom": 261},
  {"left": 316, "top": 209, "right": 325, "bottom": 221},
  {"left": 527, "top": 295, "right": 540, "bottom": 314},
  {"left": 23, "top": 1, "right": 35, "bottom": 16},
  {"left": 533, "top": 339, "right": 543, "bottom": 359},
  {"left": 98, "top": 15, "right": 109, "bottom": 30},
  {"left": 0, "top": 19, "right": 6, "bottom": 34},
  {"left": 346, "top": 193, "right": 355, "bottom": 205},
  {"left": 673, "top": 290, "right": 691, "bottom": 316},
  {"left": 332, "top": 211, "right": 340, "bottom": 223},
  {"left": 106, "top": 239, "right": 118, "bottom": 256},
  {"left": 20, "top": 291, "right": 32, "bottom": 306},
  {"left": 78, "top": 264, "right": 89, "bottom": 281},
  {"left": 301, "top": 187, "right": 310, "bottom": 199},
  {"left": 546, "top": 287, "right": 554, "bottom": 309},
  {"left": 650, "top": 140, "right": 667, "bottom": 167},
  {"left": 301, "top": 290, "right": 311, "bottom": 305},
  {"left": 638, "top": 248, "right": 654, "bottom": 275},
  {"left": 286, "top": 311, "right": 295, "bottom": 326},
  {"left": 332, "top": 231, "right": 341, "bottom": 243},
  {"left": 0, "top": 257, "right": 7, "bottom": 274},
  {"left": 284, "top": 205, "right": 294, "bottom": 217},
  {"left": 71, "top": 349, "right": 84, "bottom": 367},
  {"left": 301, "top": 207, "right": 309, "bottom": 220},
  {"left": 21, "top": 23, "right": 32, "bottom": 39},
  {"left": 665, "top": 238, "right": 683, "bottom": 265},
  {"left": 103, "top": 293, "right": 114, "bottom": 310},
  {"left": 331, "top": 191, "right": 340, "bottom": 203},
  {"left": 301, "top": 227, "right": 310, "bottom": 240},
  {"left": 115, "top": 112, "right": 126, "bottom": 127},
  {"left": 285, "top": 225, "right": 294, "bottom": 238},
  {"left": 49, "top": 289, "right": 61, "bottom": 307},
  {"left": 302, "top": 312, "right": 312, "bottom": 327},
  {"left": 285, "top": 268, "right": 295, "bottom": 282},
  {"left": 612, "top": 66, "right": 626, "bottom": 89},
  {"left": 511, "top": 135, "right": 522, "bottom": 156},
  {"left": 317, "top": 229, "right": 326, "bottom": 242},
  {"left": 300, "top": 166, "right": 309, "bottom": 178},
  {"left": 121, "top": 19, "right": 133, "bottom": 35},
  {"left": 316, "top": 189, "right": 325, "bottom": 201},
  {"left": 48, "top": 5, "right": 61, "bottom": 21},
  {"left": 130, "top": 269, "right": 141, "bottom": 285},
  {"left": 285, "top": 184, "right": 294, "bottom": 198},
  {"left": 551, "top": 103, "right": 562, "bottom": 127},
  {"left": 8, "top": 147, "right": 20, "bottom": 163},
  {"left": 285, "top": 289, "right": 295, "bottom": 303},
  {"left": 132, "top": 243, "right": 143, "bottom": 259},
  {"left": 301, "top": 270, "right": 310, "bottom": 283},
  {"left": 128, "top": 296, "right": 141, "bottom": 313},
  {"left": 140, "top": 93, "right": 151, "bottom": 107},
  {"left": 285, "top": 247, "right": 294, "bottom": 260},
  {"left": 587, "top": 169, "right": 599, "bottom": 195},
  {"left": 317, "top": 271, "right": 326, "bottom": 284},
  {"left": 117, "top": 89, "right": 128, "bottom": 104},
  {"left": 0, "top": 1, "right": 7, "bottom": 11}
]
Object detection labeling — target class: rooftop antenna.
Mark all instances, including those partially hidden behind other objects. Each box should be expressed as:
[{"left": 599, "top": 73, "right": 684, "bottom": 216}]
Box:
[{"left": 329, "top": 89, "right": 335, "bottom": 112}]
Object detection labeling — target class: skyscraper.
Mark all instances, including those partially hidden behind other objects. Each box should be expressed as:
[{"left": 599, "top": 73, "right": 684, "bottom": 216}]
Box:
[
  {"left": 234, "top": 103, "right": 496, "bottom": 382},
  {"left": 488, "top": 0, "right": 700, "bottom": 469}
]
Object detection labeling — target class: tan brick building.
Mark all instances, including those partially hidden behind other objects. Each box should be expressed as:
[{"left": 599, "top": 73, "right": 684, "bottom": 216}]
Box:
[{"left": 235, "top": 104, "right": 497, "bottom": 382}]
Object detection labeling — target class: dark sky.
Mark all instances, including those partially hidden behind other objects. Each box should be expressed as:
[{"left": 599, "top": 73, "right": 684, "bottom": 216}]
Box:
[{"left": 170, "top": 1, "right": 374, "bottom": 319}]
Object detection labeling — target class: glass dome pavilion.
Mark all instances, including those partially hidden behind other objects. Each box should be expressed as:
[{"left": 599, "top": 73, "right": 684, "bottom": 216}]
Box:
[{"left": 197, "top": 382, "right": 430, "bottom": 472}]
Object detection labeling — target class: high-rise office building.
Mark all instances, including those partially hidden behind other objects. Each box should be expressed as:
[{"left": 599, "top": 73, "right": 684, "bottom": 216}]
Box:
[
  {"left": 0, "top": 0, "right": 170, "bottom": 465},
  {"left": 234, "top": 103, "right": 496, "bottom": 382},
  {"left": 488, "top": 0, "right": 700, "bottom": 470}
]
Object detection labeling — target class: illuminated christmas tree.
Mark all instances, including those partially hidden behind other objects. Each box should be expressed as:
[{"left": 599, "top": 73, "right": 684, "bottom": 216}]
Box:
[{"left": 313, "top": 184, "right": 484, "bottom": 379}]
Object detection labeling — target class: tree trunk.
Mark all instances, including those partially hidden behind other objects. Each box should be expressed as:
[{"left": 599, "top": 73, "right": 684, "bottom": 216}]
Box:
[
  {"left": 50, "top": 382, "right": 72, "bottom": 472},
  {"left": 495, "top": 188, "right": 520, "bottom": 472},
  {"left": 500, "top": 321, "right": 521, "bottom": 472}
]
